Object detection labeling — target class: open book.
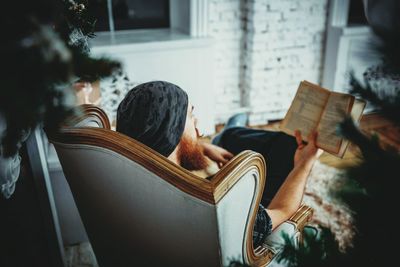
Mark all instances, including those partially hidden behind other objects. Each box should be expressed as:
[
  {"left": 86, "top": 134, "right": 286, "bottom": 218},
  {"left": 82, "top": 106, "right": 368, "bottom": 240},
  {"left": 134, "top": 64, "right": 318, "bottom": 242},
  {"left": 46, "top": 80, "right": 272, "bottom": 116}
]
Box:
[{"left": 280, "top": 80, "right": 366, "bottom": 158}]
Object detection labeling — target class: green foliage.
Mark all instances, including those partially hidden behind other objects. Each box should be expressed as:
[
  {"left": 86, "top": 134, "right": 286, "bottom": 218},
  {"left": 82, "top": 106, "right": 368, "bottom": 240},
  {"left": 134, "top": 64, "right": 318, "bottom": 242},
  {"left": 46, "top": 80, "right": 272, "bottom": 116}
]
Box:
[
  {"left": 278, "top": 14, "right": 400, "bottom": 267},
  {"left": 226, "top": 260, "right": 250, "bottom": 267},
  {"left": 278, "top": 90, "right": 399, "bottom": 267},
  {"left": 371, "top": 34, "right": 400, "bottom": 74},
  {"left": 0, "top": 0, "right": 120, "bottom": 156},
  {"left": 336, "top": 81, "right": 400, "bottom": 267},
  {"left": 277, "top": 228, "right": 345, "bottom": 267},
  {"left": 60, "top": 0, "right": 97, "bottom": 40},
  {"left": 349, "top": 76, "right": 400, "bottom": 126}
]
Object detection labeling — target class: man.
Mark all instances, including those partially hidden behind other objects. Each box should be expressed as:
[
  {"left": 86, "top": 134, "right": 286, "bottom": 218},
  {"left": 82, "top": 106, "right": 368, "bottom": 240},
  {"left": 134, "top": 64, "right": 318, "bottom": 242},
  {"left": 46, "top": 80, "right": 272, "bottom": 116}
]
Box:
[{"left": 117, "top": 81, "right": 322, "bottom": 247}]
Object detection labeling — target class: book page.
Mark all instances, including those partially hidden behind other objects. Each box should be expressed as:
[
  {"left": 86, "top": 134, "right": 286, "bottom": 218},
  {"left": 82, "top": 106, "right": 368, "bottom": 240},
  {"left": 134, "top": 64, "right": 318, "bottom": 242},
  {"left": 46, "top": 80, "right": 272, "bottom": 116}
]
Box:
[
  {"left": 281, "top": 81, "right": 330, "bottom": 140},
  {"left": 335, "top": 99, "right": 367, "bottom": 158},
  {"left": 351, "top": 99, "right": 366, "bottom": 122},
  {"left": 317, "top": 92, "right": 354, "bottom": 154}
]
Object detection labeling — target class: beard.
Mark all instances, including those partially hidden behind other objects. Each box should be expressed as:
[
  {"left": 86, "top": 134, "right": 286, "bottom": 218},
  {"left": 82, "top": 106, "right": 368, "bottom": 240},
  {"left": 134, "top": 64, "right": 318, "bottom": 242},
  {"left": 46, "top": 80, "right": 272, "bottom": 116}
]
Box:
[{"left": 177, "top": 134, "right": 209, "bottom": 171}]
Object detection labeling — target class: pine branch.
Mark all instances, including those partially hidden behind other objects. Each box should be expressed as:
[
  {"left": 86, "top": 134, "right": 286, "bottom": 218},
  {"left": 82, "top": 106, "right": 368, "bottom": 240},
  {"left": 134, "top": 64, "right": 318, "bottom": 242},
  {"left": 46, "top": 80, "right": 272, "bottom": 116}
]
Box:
[
  {"left": 63, "top": 0, "right": 97, "bottom": 37},
  {"left": 339, "top": 115, "right": 400, "bottom": 197},
  {"left": 226, "top": 260, "right": 250, "bottom": 267},
  {"left": 349, "top": 76, "right": 400, "bottom": 126},
  {"left": 1, "top": 21, "right": 75, "bottom": 156},
  {"left": 372, "top": 32, "right": 400, "bottom": 73},
  {"left": 0, "top": 0, "right": 120, "bottom": 156},
  {"left": 339, "top": 117, "right": 384, "bottom": 161},
  {"left": 277, "top": 227, "right": 344, "bottom": 267},
  {"left": 71, "top": 47, "right": 121, "bottom": 82}
]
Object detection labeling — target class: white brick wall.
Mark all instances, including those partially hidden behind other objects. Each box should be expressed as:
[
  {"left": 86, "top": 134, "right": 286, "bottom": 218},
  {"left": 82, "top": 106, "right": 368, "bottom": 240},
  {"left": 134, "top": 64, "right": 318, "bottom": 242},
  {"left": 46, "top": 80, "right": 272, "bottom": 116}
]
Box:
[
  {"left": 208, "top": 0, "right": 246, "bottom": 123},
  {"left": 209, "top": 0, "right": 328, "bottom": 125}
]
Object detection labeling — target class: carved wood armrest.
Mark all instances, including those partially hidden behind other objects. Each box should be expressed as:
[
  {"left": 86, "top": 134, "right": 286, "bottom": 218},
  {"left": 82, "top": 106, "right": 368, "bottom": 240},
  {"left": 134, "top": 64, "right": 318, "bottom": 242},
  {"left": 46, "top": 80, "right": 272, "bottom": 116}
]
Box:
[
  {"left": 287, "top": 204, "right": 314, "bottom": 232},
  {"left": 258, "top": 204, "right": 314, "bottom": 265}
]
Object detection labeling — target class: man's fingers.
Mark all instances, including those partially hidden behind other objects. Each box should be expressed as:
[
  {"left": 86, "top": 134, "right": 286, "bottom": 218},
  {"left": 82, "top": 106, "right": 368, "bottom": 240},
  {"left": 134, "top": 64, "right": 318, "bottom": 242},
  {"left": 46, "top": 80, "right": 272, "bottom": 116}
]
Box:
[
  {"left": 307, "top": 131, "right": 318, "bottom": 145},
  {"left": 223, "top": 151, "right": 234, "bottom": 159},
  {"left": 216, "top": 147, "right": 234, "bottom": 159},
  {"left": 217, "top": 158, "right": 228, "bottom": 168},
  {"left": 218, "top": 151, "right": 233, "bottom": 166},
  {"left": 295, "top": 130, "right": 303, "bottom": 147},
  {"left": 219, "top": 156, "right": 229, "bottom": 164}
]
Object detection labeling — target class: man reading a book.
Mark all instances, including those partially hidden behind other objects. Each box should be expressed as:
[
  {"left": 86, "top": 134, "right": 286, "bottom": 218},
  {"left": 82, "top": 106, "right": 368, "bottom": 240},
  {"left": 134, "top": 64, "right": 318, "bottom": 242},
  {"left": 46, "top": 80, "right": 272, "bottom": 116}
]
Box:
[{"left": 116, "top": 81, "right": 322, "bottom": 247}]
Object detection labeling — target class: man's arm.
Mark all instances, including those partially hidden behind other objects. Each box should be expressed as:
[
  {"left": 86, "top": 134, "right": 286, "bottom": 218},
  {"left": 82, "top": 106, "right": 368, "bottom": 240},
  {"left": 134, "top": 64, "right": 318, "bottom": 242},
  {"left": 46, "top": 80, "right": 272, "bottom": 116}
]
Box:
[{"left": 266, "top": 131, "right": 322, "bottom": 230}]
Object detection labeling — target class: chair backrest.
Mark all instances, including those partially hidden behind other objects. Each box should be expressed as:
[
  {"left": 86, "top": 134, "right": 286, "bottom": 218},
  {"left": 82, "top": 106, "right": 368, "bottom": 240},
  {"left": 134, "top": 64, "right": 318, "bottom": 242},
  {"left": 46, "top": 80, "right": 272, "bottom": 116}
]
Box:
[
  {"left": 50, "top": 105, "right": 272, "bottom": 266},
  {"left": 67, "top": 104, "right": 111, "bottom": 129}
]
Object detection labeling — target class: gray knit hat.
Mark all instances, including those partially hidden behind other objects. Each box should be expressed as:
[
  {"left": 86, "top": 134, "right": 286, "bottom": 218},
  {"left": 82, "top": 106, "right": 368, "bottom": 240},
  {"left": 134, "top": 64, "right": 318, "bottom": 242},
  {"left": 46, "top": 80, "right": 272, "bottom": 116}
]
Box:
[{"left": 116, "top": 81, "right": 188, "bottom": 157}]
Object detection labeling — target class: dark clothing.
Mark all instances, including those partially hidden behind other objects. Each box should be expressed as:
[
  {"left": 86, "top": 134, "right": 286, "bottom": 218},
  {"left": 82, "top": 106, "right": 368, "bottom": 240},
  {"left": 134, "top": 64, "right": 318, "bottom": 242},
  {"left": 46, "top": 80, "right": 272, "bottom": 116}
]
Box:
[
  {"left": 253, "top": 203, "right": 273, "bottom": 247},
  {"left": 216, "top": 127, "right": 297, "bottom": 206},
  {"left": 214, "top": 127, "right": 297, "bottom": 247}
]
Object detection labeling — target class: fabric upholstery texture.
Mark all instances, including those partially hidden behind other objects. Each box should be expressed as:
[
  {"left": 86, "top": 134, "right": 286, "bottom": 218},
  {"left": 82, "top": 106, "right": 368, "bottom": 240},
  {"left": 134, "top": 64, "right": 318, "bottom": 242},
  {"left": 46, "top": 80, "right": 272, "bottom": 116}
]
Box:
[
  {"left": 53, "top": 137, "right": 276, "bottom": 266},
  {"left": 56, "top": 144, "right": 222, "bottom": 266},
  {"left": 215, "top": 170, "right": 260, "bottom": 266}
]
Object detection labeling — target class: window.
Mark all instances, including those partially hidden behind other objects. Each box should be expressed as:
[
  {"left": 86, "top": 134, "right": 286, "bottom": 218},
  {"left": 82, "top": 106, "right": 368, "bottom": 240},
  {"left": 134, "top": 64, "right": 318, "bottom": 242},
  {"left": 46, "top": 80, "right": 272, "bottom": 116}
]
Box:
[
  {"left": 90, "top": 0, "right": 170, "bottom": 32},
  {"left": 348, "top": 0, "right": 368, "bottom": 25}
]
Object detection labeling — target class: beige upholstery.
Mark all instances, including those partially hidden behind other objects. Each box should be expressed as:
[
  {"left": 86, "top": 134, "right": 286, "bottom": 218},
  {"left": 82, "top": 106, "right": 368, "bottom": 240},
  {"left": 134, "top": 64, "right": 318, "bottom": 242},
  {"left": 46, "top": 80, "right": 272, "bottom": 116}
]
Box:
[{"left": 50, "top": 105, "right": 313, "bottom": 267}]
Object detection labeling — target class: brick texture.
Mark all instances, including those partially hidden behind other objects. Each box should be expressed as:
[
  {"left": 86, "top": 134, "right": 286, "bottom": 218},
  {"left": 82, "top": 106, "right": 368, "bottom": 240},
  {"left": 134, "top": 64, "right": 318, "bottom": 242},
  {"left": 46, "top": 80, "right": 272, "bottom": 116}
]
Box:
[
  {"left": 209, "top": 0, "right": 328, "bottom": 125},
  {"left": 209, "top": 0, "right": 246, "bottom": 123}
]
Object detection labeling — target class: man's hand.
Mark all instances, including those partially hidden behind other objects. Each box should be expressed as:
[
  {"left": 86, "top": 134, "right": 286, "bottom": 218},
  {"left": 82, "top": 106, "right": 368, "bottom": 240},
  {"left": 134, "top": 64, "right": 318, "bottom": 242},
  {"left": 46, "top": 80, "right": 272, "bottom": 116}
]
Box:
[
  {"left": 294, "top": 130, "right": 323, "bottom": 169},
  {"left": 201, "top": 142, "right": 234, "bottom": 167}
]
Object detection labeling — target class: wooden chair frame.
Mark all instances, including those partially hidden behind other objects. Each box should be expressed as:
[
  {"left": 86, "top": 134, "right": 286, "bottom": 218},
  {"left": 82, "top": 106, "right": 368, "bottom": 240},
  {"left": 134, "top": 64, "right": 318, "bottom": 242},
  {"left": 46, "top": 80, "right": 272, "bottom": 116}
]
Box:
[{"left": 50, "top": 104, "right": 313, "bottom": 266}]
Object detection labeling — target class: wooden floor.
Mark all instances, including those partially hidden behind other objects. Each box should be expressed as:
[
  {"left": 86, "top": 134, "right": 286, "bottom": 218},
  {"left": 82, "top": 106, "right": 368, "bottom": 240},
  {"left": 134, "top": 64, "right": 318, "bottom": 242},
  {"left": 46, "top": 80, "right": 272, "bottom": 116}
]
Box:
[{"left": 213, "top": 112, "right": 400, "bottom": 169}]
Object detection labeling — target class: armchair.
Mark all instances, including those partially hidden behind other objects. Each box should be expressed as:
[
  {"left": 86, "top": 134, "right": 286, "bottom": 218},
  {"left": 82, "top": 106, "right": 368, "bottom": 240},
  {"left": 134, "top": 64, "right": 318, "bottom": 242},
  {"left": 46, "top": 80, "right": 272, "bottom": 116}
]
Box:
[{"left": 49, "top": 105, "right": 313, "bottom": 267}]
